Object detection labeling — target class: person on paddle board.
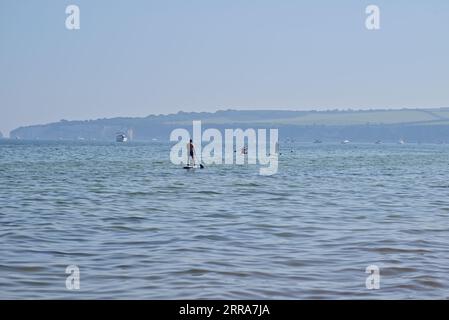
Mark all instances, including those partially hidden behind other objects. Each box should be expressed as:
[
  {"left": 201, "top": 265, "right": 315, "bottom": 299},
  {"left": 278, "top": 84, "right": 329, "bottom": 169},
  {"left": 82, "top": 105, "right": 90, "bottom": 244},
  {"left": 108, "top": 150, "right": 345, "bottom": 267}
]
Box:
[{"left": 188, "top": 139, "right": 196, "bottom": 166}]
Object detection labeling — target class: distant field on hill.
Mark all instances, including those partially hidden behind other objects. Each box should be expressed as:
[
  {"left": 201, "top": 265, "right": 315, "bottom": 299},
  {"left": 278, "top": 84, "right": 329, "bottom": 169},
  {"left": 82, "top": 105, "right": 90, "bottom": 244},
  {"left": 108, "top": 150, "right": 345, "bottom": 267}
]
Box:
[{"left": 167, "top": 109, "right": 449, "bottom": 126}]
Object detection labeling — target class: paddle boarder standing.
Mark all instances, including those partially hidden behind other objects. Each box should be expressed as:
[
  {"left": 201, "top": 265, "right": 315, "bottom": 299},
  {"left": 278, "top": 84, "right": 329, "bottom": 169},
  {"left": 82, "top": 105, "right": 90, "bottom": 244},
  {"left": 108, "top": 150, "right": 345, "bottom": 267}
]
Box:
[{"left": 188, "top": 139, "right": 196, "bottom": 166}]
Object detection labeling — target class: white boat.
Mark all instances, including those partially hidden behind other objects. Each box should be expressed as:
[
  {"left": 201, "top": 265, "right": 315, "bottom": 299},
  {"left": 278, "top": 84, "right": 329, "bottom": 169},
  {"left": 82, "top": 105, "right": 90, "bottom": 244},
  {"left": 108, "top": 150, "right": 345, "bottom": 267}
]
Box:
[
  {"left": 398, "top": 139, "right": 405, "bottom": 145},
  {"left": 116, "top": 133, "right": 128, "bottom": 142},
  {"left": 342, "top": 140, "right": 350, "bottom": 144}
]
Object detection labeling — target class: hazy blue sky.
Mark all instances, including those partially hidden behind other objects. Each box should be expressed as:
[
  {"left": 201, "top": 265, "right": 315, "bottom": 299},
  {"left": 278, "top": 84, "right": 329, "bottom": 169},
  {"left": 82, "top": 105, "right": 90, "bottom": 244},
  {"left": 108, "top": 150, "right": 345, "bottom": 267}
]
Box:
[{"left": 1, "top": 1, "right": 448, "bottom": 135}]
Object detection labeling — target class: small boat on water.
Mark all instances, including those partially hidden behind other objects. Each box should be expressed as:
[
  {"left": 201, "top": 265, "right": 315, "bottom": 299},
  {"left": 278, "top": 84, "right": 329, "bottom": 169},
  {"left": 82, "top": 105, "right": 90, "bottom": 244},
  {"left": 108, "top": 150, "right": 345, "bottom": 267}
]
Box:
[
  {"left": 398, "top": 139, "right": 405, "bottom": 145},
  {"left": 341, "top": 140, "right": 350, "bottom": 144},
  {"left": 116, "top": 133, "right": 128, "bottom": 142},
  {"left": 313, "top": 139, "right": 322, "bottom": 144}
]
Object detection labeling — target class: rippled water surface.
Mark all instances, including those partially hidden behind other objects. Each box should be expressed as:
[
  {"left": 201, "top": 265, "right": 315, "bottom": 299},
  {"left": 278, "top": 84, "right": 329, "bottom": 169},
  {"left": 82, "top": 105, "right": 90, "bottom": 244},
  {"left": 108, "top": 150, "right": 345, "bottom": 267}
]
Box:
[{"left": 1, "top": 140, "right": 449, "bottom": 299}]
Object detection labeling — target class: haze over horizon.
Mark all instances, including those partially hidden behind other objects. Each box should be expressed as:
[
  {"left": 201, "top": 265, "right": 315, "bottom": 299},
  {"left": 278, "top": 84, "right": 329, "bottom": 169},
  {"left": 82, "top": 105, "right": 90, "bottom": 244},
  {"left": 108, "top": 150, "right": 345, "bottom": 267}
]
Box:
[
  {"left": 1, "top": 0, "right": 449, "bottom": 136},
  {"left": 6, "top": 105, "right": 449, "bottom": 130}
]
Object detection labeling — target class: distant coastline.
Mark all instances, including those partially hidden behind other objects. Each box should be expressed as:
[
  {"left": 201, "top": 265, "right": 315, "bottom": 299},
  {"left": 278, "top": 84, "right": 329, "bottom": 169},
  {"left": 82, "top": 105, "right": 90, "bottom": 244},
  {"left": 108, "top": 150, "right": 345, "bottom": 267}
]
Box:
[{"left": 9, "top": 108, "right": 449, "bottom": 143}]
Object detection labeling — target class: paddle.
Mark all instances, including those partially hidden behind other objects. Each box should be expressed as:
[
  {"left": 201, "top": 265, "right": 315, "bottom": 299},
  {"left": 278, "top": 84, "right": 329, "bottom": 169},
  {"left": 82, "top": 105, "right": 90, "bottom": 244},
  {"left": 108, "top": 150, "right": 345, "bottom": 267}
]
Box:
[{"left": 193, "top": 148, "right": 205, "bottom": 169}]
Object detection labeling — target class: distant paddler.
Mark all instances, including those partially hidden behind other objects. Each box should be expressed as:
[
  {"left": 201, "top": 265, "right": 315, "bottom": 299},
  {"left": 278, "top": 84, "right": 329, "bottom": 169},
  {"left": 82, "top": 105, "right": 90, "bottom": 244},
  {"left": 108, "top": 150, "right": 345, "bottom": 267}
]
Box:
[
  {"left": 185, "top": 139, "right": 204, "bottom": 169},
  {"left": 187, "top": 139, "right": 196, "bottom": 166}
]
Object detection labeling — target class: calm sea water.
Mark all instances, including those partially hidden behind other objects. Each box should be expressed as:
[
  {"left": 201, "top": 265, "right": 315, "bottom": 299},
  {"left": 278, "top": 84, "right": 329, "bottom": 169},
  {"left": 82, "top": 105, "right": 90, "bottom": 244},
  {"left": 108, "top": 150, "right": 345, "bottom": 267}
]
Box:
[{"left": 1, "top": 140, "right": 449, "bottom": 299}]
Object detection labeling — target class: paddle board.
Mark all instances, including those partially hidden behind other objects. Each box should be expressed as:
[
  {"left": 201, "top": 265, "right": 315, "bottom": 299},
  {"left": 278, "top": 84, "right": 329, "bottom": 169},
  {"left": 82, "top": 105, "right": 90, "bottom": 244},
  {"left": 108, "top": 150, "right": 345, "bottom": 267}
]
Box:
[{"left": 183, "top": 164, "right": 204, "bottom": 169}]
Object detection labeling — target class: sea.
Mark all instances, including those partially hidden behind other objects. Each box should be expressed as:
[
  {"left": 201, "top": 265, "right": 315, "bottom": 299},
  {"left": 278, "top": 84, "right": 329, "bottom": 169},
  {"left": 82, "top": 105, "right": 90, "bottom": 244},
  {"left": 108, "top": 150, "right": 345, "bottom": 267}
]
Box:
[{"left": 1, "top": 139, "right": 449, "bottom": 299}]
